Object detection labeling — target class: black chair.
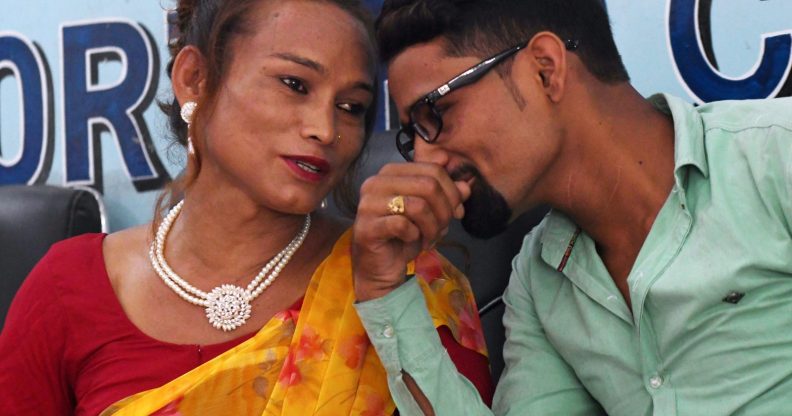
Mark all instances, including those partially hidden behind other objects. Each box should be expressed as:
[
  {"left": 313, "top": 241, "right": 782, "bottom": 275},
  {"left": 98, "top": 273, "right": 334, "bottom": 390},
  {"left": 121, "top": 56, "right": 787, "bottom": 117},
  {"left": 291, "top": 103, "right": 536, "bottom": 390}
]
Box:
[
  {"left": 0, "top": 185, "right": 106, "bottom": 328},
  {"left": 332, "top": 131, "right": 547, "bottom": 380}
]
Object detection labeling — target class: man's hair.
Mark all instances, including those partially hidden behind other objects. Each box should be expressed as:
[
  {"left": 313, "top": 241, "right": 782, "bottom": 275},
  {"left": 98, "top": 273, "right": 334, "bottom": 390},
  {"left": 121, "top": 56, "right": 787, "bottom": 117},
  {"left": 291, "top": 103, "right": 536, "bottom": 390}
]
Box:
[{"left": 376, "top": 0, "right": 629, "bottom": 84}]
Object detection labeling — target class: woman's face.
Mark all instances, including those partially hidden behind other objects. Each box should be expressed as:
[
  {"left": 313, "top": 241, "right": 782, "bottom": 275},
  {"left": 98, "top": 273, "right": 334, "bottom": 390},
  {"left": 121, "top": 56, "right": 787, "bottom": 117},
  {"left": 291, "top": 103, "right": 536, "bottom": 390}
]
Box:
[{"left": 197, "top": 0, "right": 375, "bottom": 214}]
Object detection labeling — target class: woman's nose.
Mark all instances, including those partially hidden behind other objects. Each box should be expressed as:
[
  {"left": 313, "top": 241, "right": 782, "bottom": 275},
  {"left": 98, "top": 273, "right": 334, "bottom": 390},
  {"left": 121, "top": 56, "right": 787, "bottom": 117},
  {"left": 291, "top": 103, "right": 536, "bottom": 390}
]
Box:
[{"left": 300, "top": 102, "right": 336, "bottom": 145}]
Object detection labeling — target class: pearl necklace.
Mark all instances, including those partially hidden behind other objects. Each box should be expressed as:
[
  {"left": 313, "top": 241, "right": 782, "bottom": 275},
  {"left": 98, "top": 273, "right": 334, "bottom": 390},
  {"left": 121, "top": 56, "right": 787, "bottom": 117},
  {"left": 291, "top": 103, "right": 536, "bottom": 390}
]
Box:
[{"left": 149, "top": 200, "right": 311, "bottom": 332}]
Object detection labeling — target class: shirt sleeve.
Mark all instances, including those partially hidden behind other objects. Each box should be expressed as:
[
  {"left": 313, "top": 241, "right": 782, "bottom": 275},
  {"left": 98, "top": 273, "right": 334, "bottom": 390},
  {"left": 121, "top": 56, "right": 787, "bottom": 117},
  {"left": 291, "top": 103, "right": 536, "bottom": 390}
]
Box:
[
  {"left": 355, "top": 278, "right": 494, "bottom": 415},
  {"left": 492, "top": 256, "right": 605, "bottom": 415},
  {"left": 0, "top": 254, "right": 73, "bottom": 415},
  {"left": 355, "top": 250, "right": 607, "bottom": 415}
]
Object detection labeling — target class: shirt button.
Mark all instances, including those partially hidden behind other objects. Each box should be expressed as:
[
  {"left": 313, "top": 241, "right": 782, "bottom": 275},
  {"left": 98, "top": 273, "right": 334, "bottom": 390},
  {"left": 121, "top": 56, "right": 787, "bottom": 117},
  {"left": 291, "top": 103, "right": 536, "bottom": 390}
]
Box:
[
  {"left": 382, "top": 324, "right": 394, "bottom": 338},
  {"left": 649, "top": 375, "right": 663, "bottom": 389}
]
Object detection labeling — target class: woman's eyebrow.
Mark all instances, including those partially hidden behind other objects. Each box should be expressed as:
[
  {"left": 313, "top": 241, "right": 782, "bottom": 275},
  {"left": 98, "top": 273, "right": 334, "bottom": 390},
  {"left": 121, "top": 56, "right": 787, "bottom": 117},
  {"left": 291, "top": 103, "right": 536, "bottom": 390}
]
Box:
[{"left": 271, "top": 52, "right": 326, "bottom": 75}]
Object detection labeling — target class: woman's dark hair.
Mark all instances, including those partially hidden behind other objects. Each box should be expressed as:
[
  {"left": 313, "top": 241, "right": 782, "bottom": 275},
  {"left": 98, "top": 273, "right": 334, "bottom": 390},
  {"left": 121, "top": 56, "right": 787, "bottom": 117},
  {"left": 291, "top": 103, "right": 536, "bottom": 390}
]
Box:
[
  {"left": 376, "top": 0, "right": 629, "bottom": 84},
  {"left": 156, "top": 0, "right": 377, "bottom": 223}
]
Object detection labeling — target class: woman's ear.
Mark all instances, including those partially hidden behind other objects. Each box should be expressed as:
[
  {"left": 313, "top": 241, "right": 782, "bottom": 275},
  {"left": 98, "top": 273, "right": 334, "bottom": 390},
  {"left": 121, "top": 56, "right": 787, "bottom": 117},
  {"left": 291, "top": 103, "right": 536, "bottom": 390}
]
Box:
[
  {"left": 524, "top": 31, "right": 568, "bottom": 103},
  {"left": 171, "top": 46, "right": 207, "bottom": 106}
]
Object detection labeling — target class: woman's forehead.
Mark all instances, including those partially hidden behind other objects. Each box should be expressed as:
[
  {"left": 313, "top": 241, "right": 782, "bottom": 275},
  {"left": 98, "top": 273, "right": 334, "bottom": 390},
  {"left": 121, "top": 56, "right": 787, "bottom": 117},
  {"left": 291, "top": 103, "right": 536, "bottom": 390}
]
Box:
[{"left": 234, "top": 0, "right": 375, "bottom": 73}]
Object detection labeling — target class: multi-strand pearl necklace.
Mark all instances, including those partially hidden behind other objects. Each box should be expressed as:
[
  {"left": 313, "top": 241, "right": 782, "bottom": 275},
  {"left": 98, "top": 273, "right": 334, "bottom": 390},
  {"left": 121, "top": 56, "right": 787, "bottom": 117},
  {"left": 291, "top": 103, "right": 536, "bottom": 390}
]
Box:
[{"left": 149, "top": 200, "right": 311, "bottom": 332}]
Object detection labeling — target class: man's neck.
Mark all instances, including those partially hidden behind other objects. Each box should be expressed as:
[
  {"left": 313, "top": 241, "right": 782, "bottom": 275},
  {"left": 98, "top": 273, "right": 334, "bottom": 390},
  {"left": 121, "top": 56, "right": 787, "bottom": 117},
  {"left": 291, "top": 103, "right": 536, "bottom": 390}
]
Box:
[{"left": 543, "top": 85, "right": 676, "bottom": 284}]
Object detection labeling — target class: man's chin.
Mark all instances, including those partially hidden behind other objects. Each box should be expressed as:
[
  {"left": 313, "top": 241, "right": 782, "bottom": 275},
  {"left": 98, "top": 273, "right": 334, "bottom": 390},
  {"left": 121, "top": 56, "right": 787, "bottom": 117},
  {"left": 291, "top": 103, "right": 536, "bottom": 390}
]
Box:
[
  {"left": 450, "top": 163, "right": 512, "bottom": 239},
  {"left": 460, "top": 208, "right": 510, "bottom": 239},
  {"left": 459, "top": 189, "right": 512, "bottom": 239}
]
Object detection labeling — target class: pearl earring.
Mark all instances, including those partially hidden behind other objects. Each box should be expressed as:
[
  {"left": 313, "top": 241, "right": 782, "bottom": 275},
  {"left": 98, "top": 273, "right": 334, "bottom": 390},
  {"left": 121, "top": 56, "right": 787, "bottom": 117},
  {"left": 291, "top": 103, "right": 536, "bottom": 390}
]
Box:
[
  {"left": 181, "top": 101, "right": 197, "bottom": 155},
  {"left": 180, "top": 101, "right": 197, "bottom": 124},
  {"left": 320, "top": 198, "right": 328, "bottom": 209}
]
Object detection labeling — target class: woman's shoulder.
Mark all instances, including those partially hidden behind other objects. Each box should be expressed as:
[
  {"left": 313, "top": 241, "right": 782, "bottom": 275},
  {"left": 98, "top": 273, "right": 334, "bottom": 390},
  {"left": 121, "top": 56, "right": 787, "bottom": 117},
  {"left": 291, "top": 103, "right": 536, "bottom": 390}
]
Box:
[
  {"left": 21, "top": 232, "right": 107, "bottom": 293},
  {"left": 33, "top": 224, "right": 149, "bottom": 288},
  {"left": 103, "top": 224, "right": 153, "bottom": 294},
  {"left": 20, "top": 225, "right": 149, "bottom": 314},
  {"left": 0, "top": 235, "right": 106, "bottom": 415},
  {"left": 103, "top": 225, "right": 150, "bottom": 267},
  {"left": 104, "top": 223, "right": 150, "bottom": 251},
  {"left": 43, "top": 232, "right": 106, "bottom": 264},
  {"left": 2, "top": 232, "right": 111, "bottom": 358}
]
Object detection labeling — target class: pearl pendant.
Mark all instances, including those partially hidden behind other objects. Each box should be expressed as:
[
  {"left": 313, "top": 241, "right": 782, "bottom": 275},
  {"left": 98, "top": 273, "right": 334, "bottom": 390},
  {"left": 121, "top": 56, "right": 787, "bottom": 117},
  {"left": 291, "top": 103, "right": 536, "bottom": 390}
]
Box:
[
  {"left": 205, "top": 284, "right": 252, "bottom": 332},
  {"left": 149, "top": 200, "right": 310, "bottom": 332}
]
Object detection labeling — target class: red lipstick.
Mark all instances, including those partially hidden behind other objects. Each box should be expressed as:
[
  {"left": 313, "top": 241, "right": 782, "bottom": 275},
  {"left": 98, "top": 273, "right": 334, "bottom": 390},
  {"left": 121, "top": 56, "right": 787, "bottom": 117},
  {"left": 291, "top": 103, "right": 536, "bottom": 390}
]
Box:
[{"left": 283, "top": 155, "right": 331, "bottom": 182}]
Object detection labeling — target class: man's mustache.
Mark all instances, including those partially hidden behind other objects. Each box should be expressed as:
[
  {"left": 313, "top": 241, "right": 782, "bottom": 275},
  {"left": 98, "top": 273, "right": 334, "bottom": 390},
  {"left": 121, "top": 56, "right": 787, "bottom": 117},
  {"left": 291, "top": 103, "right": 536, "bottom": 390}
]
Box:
[{"left": 449, "top": 164, "right": 480, "bottom": 182}]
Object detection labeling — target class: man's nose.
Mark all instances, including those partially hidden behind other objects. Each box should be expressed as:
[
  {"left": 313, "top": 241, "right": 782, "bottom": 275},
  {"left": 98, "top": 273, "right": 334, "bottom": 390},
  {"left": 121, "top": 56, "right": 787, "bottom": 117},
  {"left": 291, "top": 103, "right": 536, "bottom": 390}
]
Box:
[{"left": 412, "top": 136, "right": 449, "bottom": 167}]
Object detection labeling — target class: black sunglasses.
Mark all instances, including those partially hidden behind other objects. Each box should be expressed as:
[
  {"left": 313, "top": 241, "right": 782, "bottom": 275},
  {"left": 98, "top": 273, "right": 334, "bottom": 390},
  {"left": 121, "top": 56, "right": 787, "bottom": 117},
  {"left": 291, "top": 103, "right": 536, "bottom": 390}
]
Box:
[{"left": 396, "top": 39, "right": 579, "bottom": 161}]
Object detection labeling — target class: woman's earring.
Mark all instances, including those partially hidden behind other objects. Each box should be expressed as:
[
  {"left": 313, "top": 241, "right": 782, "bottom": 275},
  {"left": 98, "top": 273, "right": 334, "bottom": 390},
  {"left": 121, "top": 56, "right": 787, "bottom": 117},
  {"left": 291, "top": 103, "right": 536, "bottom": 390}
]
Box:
[
  {"left": 181, "top": 101, "right": 197, "bottom": 155},
  {"left": 320, "top": 198, "right": 328, "bottom": 209},
  {"left": 181, "top": 101, "right": 197, "bottom": 124}
]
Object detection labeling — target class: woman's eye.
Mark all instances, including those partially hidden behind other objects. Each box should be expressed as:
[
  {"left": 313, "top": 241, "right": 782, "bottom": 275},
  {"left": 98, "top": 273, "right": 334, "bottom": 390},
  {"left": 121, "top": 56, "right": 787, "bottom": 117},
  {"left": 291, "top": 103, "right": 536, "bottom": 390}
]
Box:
[
  {"left": 337, "top": 102, "right": 367, "bottom": 116},
  {"left": 280, "top": 77, "right": 307, "bottom": 94}
]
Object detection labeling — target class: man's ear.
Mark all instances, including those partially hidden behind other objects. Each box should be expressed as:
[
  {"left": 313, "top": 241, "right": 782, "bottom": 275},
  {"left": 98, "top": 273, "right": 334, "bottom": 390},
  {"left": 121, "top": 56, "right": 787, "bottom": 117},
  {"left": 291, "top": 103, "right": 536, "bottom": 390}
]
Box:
[
  {"left": 519, "top": 31, "right": 568, "bottom": 103},
  {"left": 171, "top": 46, "right": 208, "bottom": 107}
]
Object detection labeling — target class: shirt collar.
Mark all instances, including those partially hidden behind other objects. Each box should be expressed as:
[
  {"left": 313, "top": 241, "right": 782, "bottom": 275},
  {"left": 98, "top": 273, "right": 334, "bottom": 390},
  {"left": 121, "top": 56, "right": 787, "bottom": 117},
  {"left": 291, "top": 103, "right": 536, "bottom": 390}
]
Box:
[
  {"left": 539, "top": 211, "right": 581, "bottom": 270},
  {"left": 540, "top": 93, "right": 708, "bottom": 270},
  {"left": 649, "top": 93, "right": 709, "bottom": 184}
]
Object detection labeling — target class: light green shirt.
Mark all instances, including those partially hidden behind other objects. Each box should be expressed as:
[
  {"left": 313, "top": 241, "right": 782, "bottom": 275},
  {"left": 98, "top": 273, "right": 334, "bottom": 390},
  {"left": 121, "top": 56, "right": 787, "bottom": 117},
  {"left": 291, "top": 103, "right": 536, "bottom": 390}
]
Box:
[{"left": 354, "top": 94, "right": 792, "bottom": 415}]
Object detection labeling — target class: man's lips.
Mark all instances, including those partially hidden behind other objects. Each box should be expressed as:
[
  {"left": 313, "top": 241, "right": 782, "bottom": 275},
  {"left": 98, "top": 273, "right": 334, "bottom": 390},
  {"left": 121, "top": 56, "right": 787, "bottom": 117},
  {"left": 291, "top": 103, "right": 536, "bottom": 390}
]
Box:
[
  {"left": 450, "top": 165, "right": 477, "bottom": 182},
  {"left": 283, "top": 155, "right": 331, "bottom": 182}
]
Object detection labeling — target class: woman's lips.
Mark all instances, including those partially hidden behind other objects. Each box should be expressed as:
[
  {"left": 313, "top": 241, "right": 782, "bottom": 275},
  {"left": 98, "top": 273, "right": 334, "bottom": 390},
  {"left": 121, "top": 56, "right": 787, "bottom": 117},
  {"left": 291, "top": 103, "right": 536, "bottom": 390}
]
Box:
[{"left": 283, "top": 155, "right": 330, "bottom": 182}]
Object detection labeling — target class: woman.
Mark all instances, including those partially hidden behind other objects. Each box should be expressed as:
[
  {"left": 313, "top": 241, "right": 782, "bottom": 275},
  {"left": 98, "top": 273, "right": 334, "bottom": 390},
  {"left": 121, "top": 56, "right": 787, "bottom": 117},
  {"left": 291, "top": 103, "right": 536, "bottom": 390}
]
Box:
[{"left": 0, "top": 0, "right": 492, "bottom": 414}]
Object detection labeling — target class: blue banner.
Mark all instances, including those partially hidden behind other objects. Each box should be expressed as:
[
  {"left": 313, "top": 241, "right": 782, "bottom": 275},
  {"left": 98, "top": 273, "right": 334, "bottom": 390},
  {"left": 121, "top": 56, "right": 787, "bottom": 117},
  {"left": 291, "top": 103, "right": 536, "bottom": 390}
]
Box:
[{"left": 1, "top": 0, "right": 790, "bottom": 230}]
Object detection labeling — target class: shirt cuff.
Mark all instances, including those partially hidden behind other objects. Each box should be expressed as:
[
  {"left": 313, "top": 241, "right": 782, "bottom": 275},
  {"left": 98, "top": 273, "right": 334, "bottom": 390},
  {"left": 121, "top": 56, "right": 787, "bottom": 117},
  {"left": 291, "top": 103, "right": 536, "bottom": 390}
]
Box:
[{"left": 354, "top": 278, "right": 444, "bottom": 375}]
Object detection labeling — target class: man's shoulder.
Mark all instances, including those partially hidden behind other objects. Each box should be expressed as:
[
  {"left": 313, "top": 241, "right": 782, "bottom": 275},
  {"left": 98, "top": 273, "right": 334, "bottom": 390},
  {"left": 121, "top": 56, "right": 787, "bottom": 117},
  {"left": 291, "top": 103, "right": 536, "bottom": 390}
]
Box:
[
  {"left": 698, "top": 97, "right": 792, "bottom": 178},
  {"left": 698, "top": 97, "right": 792, "bottom": 133}
]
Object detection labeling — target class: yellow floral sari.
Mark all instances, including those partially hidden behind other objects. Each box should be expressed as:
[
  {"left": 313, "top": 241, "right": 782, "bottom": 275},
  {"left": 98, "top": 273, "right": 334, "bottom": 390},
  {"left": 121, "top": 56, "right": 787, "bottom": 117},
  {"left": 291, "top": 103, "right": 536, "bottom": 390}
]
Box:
[{"left": 102, "top": 230, "right": 487, "bottom": 415}]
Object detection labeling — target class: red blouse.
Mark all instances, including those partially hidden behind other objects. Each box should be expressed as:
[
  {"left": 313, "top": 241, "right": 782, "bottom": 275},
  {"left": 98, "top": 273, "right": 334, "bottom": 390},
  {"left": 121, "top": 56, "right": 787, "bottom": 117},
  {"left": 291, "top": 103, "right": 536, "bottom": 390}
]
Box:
[{"left": 0, "top": 234, "right": 493, "bottom": 415}]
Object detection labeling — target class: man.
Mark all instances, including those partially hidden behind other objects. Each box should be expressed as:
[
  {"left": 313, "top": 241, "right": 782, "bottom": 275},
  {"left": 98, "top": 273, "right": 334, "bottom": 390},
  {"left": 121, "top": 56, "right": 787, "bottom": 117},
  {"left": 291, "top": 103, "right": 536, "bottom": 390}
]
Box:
[{"left": 351, "top": 0, "right": 792, "bottom": 414}]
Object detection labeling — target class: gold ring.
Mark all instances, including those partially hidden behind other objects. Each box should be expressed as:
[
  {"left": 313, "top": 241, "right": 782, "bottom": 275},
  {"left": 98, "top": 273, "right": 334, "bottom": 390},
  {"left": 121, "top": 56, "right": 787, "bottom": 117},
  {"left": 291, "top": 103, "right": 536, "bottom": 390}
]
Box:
[{"left": 387, "top": 195, "right": 405, "bottom": 215}]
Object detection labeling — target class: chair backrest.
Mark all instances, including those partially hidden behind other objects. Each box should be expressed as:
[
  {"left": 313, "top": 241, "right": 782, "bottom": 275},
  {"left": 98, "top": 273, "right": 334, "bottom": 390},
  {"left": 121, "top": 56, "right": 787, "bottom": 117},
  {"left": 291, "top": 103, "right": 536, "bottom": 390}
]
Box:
[
  {"left": 331, "top": 131, "right": 547, "bottom": 380},
  {"left": 0, "top": 185, "right": 105, "bottom": 328}
]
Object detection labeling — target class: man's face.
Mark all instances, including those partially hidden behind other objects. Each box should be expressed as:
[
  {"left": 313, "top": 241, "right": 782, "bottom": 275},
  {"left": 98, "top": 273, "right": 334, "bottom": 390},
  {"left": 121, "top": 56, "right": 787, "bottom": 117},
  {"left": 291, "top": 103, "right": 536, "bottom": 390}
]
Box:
[{"left": 387, "top": 39, "right": 561, "bottom": 238}]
